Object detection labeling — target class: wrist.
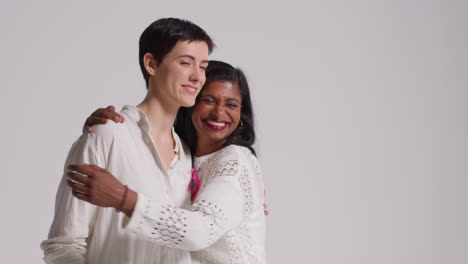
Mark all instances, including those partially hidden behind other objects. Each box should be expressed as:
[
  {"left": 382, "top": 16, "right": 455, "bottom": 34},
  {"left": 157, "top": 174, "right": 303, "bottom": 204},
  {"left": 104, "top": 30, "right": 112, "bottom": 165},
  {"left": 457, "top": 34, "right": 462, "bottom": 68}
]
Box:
[
  {"left": 122, "top": 189, "right": 136, "bottom": 217},
  {"left": 116, "top": 185, "right": 129, "bottom": 212}
]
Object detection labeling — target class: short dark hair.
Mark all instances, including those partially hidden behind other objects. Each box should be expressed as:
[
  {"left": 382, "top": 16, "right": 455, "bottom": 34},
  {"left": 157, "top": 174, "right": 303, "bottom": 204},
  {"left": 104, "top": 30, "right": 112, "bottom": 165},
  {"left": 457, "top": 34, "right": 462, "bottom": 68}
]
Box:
[
  {"left": 175, "top": 60, "right": 257, "bottom": 156},
  {"left": 139, "top": 18, "right": 215, "bottom": 87}
]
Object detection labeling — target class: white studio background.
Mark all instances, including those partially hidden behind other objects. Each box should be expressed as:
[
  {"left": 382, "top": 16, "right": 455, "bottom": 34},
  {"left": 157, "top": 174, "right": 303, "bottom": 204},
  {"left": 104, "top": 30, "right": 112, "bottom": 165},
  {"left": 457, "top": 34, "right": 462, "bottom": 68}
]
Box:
[{"left": 1, "top": 0, "right": 467, "bottom": 263}]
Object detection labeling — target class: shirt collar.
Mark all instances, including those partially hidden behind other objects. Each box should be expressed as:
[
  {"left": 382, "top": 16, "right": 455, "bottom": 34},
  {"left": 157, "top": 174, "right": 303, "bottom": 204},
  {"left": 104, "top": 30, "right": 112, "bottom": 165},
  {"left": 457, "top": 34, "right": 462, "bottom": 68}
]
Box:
[
  {"left": 122, "top": 105, "right": 182, "bottom": 160},
  {"left": 172, "top": 127, "right": 182, "bottom": 160}
]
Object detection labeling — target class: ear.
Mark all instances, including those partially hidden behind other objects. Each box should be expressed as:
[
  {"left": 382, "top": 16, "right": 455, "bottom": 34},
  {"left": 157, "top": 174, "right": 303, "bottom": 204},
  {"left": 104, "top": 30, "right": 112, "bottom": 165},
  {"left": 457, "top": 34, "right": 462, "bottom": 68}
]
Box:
[{"left": 143, "top": 53, "right": 158, "bottom": 76}]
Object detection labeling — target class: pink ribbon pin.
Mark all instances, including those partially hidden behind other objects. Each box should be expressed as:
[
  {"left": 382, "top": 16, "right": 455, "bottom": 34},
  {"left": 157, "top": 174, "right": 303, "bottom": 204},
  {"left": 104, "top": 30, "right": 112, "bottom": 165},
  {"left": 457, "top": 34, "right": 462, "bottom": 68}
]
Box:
[{"left": 188, "top": 168, "right": 201, "bottom": 202}]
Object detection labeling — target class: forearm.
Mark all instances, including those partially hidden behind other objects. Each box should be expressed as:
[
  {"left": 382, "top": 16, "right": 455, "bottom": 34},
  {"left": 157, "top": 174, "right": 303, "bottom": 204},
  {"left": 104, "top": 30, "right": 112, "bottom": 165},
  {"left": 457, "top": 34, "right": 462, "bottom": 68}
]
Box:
[
  {"left": 124, "top": 194, "right": 228, "bottom": 251},
  {"left": 124, "top": 178, "right": 244, "bottom": 251},
  {"left": 121, "top": 155, "right": 257, "bottom": 251}
]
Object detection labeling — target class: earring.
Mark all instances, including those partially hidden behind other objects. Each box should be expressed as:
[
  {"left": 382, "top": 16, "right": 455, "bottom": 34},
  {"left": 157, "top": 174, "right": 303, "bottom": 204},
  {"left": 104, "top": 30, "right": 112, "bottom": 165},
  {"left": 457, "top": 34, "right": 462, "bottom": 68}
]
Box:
[{"left": 239, "top": 120, "right": 244, "bottom": 129}]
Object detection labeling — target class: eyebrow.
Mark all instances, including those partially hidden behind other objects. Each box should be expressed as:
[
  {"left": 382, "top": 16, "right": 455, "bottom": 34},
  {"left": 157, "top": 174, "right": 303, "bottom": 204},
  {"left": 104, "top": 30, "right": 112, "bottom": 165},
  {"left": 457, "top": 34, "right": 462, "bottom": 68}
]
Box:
[
  {"left": 201, "top": 94, "right": 241, "bottom": 103},
  {"left": 178, "top": 55, "right": 209, "bottom": 64}
]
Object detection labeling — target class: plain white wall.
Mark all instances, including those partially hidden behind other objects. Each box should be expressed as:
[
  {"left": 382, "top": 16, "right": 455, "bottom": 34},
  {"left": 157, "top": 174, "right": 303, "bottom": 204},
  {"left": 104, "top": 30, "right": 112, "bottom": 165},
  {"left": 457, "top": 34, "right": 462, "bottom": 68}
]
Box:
[{"left": 1, "top": 0, "right": 467, "bottom": 263}]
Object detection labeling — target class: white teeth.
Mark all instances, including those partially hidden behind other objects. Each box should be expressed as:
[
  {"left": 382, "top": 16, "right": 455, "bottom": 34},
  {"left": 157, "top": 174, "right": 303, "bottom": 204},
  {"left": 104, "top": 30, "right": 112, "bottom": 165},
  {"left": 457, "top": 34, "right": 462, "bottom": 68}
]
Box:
[{"left": 207, "top": 120, "right": 226, "bottom": 127}]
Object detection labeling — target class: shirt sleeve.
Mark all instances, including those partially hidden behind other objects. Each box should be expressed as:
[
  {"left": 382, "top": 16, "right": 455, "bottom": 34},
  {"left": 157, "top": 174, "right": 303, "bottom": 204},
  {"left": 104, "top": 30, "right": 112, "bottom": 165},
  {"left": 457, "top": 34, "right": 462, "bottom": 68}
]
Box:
[
  {"left": 125, "top": 151, "right": 255, "bottom": 251},
  {"left": 40, "top": 132, "right": 109, "bottom": 264}
]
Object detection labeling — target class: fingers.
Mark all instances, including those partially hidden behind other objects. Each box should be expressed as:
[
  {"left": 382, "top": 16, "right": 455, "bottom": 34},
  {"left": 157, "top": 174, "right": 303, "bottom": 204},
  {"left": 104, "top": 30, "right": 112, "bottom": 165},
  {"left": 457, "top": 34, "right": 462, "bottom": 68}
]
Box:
[
  {"left": 263, "top": 203, "right": 269, "bottom": 216},
  {"left": 68, "top": 164, "right": 103, "bottom": 178},
  {"left": 67, "top": 178, "right": 92, "bottom": 203},
  {"left": 84, "top": 106, "right": 125, "bottom": 133},
  {"left": 72, "top": 190, "right": 91, "bottom": 202},
  {"left": 67, "top": 171, "right": 92, "bottom": 185},
  {"left": 94, "top": 106, "right": 125, "bottom": 123},
  {"left": 99, "top": 110, "right": 124, "bottom": 123},
  {"left": 67, "top": 178, "right": 90, "bottom": 193},
  {"left": 106, "top": 105, "right": 124, "bottom": 122},
  {"left": 85, "top": 117, "right": 109, "bottom": 129}
]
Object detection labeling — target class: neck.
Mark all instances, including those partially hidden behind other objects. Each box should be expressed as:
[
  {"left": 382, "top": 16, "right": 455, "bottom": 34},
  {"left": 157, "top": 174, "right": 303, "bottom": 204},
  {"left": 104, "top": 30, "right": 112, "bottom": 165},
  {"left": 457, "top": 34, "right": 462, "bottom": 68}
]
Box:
[
  {"left": 137, "top": 93, "right": 179, "bottom": 135},
  {"left": 195, "top": 137, "right": 226, "bottom": 157}
]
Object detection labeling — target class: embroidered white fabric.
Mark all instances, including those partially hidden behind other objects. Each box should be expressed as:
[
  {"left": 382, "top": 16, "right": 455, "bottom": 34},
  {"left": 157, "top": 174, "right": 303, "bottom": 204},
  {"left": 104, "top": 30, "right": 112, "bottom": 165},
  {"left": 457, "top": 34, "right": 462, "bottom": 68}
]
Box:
[{"left": 126, "top": 145, "right": 267, "bottom": 263}]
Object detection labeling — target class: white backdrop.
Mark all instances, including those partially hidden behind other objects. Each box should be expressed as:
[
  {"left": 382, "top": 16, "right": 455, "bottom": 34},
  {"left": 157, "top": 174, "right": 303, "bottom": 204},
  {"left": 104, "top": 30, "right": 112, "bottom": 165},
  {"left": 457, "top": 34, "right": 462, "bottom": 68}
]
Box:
[{"left": 1, "top": 1, "right": 467, "bottom": 263}]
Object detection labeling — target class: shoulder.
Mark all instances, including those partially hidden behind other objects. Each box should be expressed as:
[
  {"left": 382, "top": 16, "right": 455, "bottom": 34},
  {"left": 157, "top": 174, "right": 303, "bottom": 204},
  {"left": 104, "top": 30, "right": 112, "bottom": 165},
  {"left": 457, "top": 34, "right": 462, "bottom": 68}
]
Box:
[
  {"left": 91, "top": 121, "right": 123, "bottom": 138},
  {"left": 211, "top": 145, "right": 258, "bottom": 174},
  {"left": 218, "top": 145, "right": 256, "bottom": 163},
  {"left": 86, "top": 120, "right": 127, "bottom": 147}
]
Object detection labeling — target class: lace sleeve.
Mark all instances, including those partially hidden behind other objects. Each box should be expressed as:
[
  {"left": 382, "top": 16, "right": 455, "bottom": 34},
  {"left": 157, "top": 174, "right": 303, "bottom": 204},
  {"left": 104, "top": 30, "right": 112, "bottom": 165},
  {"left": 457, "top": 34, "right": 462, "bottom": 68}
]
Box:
[
  {"left": 210, "top": 159, "right": 254, "bottom": 217},
  {"left": 124, "top": 149, "right": 255, "bottom": 251}
]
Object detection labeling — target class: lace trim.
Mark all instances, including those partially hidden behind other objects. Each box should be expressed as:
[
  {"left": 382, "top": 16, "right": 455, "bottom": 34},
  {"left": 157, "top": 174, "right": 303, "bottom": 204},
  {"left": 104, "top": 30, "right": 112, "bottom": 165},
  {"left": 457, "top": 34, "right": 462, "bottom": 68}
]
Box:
[
  {"left": 199, "top": 146, "right": 257, "bottom": 217},
  {"left": 136, "top": 199, "right": 188, "bottom": 247},
  {"left": 193, "top": 199, "right": 228, "bottom": 245},
  {"left": 238, "top": 166, "right": 253, "bottom": 216},
  {"left": 214, "top": 160, "right": 240, "bottom": 177}
]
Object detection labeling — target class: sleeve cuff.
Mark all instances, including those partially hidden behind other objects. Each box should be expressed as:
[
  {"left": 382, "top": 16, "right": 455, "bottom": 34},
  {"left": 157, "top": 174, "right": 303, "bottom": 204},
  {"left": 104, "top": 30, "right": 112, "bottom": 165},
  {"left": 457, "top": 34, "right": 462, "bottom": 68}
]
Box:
[{"left": 122, "top": 192, "right": 151, "bottom": 232}]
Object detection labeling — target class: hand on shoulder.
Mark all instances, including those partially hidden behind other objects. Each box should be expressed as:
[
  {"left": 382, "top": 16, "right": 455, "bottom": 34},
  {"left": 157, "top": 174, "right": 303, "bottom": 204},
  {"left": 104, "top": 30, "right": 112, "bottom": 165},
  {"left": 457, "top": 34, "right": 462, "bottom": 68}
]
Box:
[{"left": 83, "top": 105, "right": 125, "bottom": 133}]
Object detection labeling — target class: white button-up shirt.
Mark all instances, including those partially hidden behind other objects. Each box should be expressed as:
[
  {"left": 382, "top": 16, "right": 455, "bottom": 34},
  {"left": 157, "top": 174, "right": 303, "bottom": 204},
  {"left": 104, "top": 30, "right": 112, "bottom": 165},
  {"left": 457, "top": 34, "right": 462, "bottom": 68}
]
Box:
[{"left": 41, "top": 105, "right": 193, "bottom": 264}]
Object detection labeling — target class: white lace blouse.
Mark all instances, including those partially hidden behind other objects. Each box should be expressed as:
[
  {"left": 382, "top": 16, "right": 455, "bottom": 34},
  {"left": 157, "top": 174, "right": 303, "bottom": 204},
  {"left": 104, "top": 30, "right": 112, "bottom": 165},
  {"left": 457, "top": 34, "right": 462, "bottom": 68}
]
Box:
[{"left": 125, "top": 145, "right": 267, "bottom": 263}]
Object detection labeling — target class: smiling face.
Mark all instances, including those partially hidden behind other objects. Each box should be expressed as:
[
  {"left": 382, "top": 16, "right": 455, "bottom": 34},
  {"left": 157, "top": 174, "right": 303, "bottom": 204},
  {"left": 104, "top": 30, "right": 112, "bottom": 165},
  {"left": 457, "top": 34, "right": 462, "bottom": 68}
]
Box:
[
  {"left": 192, "top": 80, "right": 242, "bottom": 151},
  {"left": 145, "top": 40, "right": 209, "bottom": 108}
]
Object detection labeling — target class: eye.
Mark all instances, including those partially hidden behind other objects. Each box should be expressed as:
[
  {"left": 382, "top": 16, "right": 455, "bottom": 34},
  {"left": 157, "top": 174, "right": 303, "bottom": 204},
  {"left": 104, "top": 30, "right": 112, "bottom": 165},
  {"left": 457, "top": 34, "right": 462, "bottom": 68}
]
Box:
[
  {"left": 199, "top": 65, "right": 207, "bottom": 71},
  {"left": 201, "top": 98, "right": 215, "bottom": 104},
  {"left": 180, "top": 60, "right": 191, "bottom": 65},
  {"left": 226, "top": 103, "right": 239, "bottom": 109}
]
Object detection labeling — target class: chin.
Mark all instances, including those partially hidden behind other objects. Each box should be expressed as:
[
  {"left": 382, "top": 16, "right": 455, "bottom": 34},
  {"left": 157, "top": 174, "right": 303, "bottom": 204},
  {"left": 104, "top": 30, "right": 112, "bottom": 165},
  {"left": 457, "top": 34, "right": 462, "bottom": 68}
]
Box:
[
  {"left": 180, "top": 99, "right": 196, "bottom": 107},
  {"left": 205, "top": 133, "right": 229, "bottom": 144}
]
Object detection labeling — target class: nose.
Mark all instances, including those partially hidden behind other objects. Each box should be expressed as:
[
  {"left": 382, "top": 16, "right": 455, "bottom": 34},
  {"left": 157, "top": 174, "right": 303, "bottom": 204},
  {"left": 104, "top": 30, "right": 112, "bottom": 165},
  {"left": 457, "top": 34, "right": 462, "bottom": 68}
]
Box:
[
  {"left": 212, "top": 102, "right": 226, "bottom": 117},
  {"left": 189, "top": 66, "right": 204, "bottom": 84}
]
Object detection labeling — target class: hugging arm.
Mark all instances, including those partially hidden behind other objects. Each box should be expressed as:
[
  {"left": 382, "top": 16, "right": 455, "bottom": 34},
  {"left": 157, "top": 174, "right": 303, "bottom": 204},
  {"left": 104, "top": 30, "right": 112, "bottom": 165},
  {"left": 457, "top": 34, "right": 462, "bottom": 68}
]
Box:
[
  {"left": 126, "top": 159, "right": 248, "bottom": 250},
  {"left": 69, "top": 154, "right": 257, "bottom": 251},
  {"left": 83, "top": 105, "right": 271, "bottom": 217}
]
